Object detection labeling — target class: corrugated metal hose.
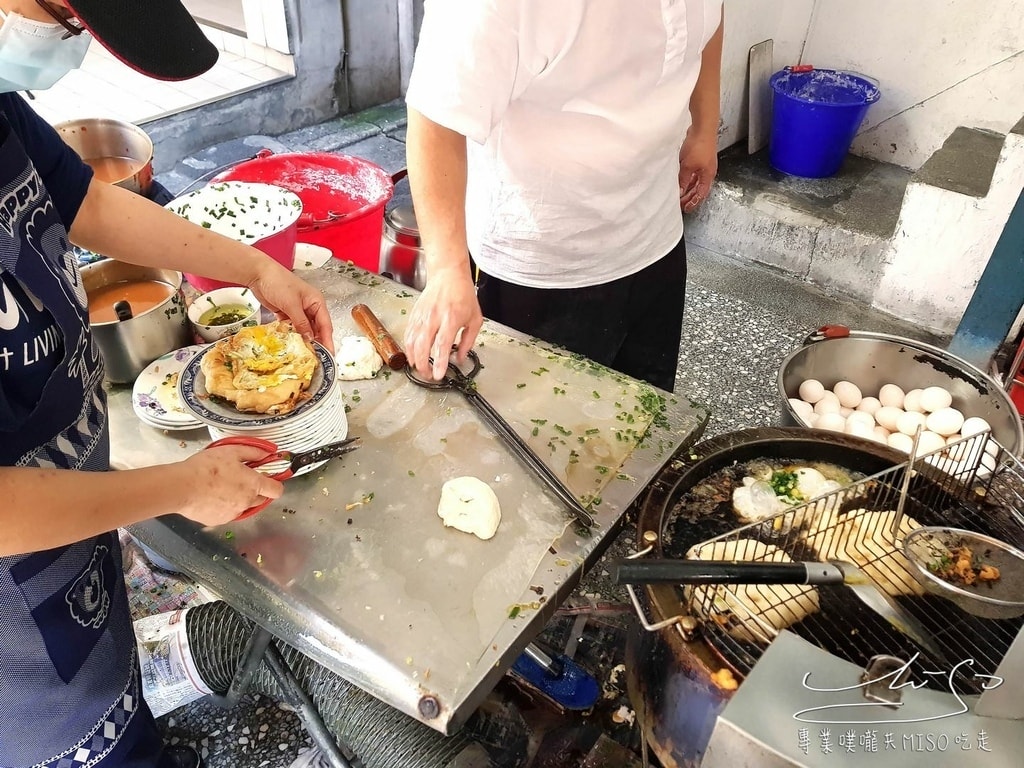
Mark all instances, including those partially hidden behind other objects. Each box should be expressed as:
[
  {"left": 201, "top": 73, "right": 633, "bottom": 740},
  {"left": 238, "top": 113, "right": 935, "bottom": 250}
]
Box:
[{"left": 184, "top": 601, "right": 526, "bottom": 768}]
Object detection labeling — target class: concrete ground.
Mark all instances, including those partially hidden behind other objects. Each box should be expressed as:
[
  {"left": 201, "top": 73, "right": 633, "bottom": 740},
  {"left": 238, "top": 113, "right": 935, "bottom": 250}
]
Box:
[{"left": 149, "top": 105, "right": 947, "bottom": 766}]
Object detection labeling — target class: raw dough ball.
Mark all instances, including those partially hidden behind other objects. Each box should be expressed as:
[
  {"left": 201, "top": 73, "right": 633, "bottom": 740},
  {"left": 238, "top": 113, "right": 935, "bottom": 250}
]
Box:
[
  {"left": 804, "top": 509, "right": 924, "bottom": 597},
  {"left": 437, "top": 477, "right": 501, "bottom": 540},
  {"left": 874, "top": 406, "right": 903, "bottom": 432},
  {"left": 896, "top": 410, "right": 927, "bottom": 436},
  {"left": 336, "top": 335, "right": 384, "bottom": 380},
  {"left": 685, "top": 538, "right": 820, "bottom": 642},
  {"left": 833, "top": 381, "right": 863, "bottom": 408},
  {"left": 878, "top": 384, "right": 905, "bottom": 409},
  {"left": 961, "top": 416, "right": 992, "bottom": 438},
  {"left": 919, "top": 386, "right": 953, "bottom": 414},
  {"left": 925, "top": 407, "right": 964, "bottom": 437},
  {"left": 903, "top": 388, "right": 925, "bottom": 413},
  {"left": 856, "top": 396, "right": 882, "bottom": 415},
  {"left": 799, "top": 379, "right": 826, "bottom": 404}
]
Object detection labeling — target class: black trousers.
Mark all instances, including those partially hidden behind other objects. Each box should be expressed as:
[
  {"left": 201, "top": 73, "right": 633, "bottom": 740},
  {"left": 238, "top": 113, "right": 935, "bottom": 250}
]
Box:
[{"left": 476, "top": 237, "right": 687, "bottom": 392}]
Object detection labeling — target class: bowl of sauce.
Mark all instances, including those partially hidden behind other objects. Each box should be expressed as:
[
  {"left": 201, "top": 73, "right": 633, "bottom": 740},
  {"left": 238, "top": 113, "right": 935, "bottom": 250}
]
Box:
[
  {"left": 187, "top": 286, "right": 262, "bottom": 342},
  {"left": 83, "top": 261, "right": 191, "bottom": 383},
  {"left": 55, "top": 118, "right": 154, "bottom": 196}
]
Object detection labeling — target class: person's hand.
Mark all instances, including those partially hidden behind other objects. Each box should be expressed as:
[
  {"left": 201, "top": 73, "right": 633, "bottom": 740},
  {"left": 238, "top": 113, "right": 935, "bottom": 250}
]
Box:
[
  {"left": 404, "top": 264, "right": 482, "bottom": 380},
  {"left": 175, "top": 445, "right": 284, "bottom": 526},
  {"left": 678, "top": 131, "right": 719, "bottom": 214},
  {"left": 246, "top": 259, "right": 335, "bottom": 355}
]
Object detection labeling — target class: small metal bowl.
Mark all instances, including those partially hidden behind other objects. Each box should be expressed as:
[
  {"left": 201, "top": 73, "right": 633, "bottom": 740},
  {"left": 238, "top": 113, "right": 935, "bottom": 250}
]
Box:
[{"left": 903, "top": 526, "right": 1024, "bottom": 619}]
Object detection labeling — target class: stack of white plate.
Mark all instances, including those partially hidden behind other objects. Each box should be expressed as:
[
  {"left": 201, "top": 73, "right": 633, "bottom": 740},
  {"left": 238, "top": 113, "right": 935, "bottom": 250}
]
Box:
[
  {"left": 176, "top": 342, "right": 346, "bottom": 477},
  {"left": 132, "top": 345, "right": 207, "bottom": 431}
]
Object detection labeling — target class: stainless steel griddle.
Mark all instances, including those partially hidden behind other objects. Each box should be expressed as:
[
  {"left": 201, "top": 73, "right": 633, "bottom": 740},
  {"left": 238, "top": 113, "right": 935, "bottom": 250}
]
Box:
[{"left": 114, "top": 260, "right": 709, "bottom": 734}]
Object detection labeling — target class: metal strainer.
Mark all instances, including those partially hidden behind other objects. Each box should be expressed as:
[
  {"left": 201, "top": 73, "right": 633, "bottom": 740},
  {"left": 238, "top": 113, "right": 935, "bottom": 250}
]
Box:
[{"left": 903, "top": 526, "right": 1024, "bottom": 619}]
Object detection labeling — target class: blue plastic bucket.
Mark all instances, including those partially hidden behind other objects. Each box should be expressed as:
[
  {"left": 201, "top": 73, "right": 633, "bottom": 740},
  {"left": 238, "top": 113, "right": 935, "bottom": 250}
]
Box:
[{"left": 769, "top": 68, "right": 880, "bottom": 178}]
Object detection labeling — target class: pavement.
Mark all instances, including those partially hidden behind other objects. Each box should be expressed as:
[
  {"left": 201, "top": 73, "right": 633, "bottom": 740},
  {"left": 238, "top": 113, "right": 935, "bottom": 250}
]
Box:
[{"left": 145, "top": 102, "right": 946, "bottom": 767}]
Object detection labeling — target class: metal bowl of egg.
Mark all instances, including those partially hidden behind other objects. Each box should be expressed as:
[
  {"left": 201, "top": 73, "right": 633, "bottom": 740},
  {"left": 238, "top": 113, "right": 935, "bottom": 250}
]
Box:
[
  {"left": 903, "top": 526, "right": 1024, "bottom": 619},
  {"left": 778, "top": 326, "right": 1024, "bottom": 457}
]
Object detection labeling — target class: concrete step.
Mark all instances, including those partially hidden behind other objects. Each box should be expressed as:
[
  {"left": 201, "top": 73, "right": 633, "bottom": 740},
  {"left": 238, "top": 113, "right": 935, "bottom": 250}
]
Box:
[
  {"left": 685, "top": 144, "right": 911, "bottom": 307},
  {"left": 689, "top": 118, "right": 1024, "bottom": 337}
]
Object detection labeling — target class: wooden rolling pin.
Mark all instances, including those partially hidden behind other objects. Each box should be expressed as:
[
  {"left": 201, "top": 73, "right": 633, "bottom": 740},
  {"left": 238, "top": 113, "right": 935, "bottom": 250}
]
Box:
[{"left": 351, "top": 304, "right": 407, "bottom": 370}]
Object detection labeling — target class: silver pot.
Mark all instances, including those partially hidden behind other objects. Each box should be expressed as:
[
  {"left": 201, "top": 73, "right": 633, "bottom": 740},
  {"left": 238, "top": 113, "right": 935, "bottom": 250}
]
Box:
[
  {"left": 778, "top": 325, "right": 1024, "bottom": 455},
  {"left": 55, "top": 118, "right": 154, "bottom": 196},
  {"left": 83, "top": 261, "right": 191, "bottom": 383},
  {"left": 379, "top": 204, "right": 426, "bottom": 291}
]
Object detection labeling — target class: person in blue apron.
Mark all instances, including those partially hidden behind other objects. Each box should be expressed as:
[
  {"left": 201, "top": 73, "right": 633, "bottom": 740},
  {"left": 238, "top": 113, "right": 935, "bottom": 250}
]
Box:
[
  {"left": 402, "top": 1, "right": 724, "bottom": 393},
  {"left": 0, "top": 3, "right": 335, "bottom": 767}
]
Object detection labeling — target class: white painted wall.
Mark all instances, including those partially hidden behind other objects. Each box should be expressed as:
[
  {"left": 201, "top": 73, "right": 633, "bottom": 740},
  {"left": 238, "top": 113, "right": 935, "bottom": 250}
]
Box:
[
  {"left": 873, "top": 127, "right": 1024, "bottom": 331},
  {"left": 720, "top": 0, "right": 1024, "bottom": 170}
]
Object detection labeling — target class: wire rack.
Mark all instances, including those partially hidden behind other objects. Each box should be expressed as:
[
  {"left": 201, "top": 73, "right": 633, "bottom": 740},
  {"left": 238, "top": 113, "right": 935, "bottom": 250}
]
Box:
[{"left": 686, "top": 430, "right": 1024, "bottom": 689}]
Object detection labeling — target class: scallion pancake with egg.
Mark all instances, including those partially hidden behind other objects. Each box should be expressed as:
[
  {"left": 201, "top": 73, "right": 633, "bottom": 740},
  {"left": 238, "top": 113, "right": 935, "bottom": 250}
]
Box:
[{"left": 201, "top": 320, "right": 317, "bottom": 414}]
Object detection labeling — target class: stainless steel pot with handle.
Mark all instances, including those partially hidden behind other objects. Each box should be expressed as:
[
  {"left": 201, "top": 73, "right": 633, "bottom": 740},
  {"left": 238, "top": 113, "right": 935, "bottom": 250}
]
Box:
[
  {"left": 778, "top": 325, "right": 1024, "bottom": 455},
  {"left": 379, "top": 203, "right": 426, "bottom": 291},
  {"left": 83, "top": 260, "right": 191, "bottom": 383},
  {"left": 55, "top": 118, "right": 154, "bottom": 196}
]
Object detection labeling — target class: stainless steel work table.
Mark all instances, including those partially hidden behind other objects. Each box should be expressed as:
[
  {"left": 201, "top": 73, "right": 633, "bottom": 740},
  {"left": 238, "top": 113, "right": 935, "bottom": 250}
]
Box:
[{"left": 116, "top": 261, "right": 709, "bottom": 736}]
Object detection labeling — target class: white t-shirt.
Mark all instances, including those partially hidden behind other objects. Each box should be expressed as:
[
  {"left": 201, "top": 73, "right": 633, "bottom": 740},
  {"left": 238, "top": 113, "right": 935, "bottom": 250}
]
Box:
[{"left": 406, "top": 0, "right": 723, "bottom": 289}]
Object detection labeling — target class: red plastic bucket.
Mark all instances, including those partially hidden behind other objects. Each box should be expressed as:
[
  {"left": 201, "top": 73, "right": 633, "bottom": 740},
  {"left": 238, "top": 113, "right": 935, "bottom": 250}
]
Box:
[
  {"left": 214, "top": 151, "right": 395, "bottom": 272},
  {"left": 164, "top": 180, "right": 301, "bottom": 292}
]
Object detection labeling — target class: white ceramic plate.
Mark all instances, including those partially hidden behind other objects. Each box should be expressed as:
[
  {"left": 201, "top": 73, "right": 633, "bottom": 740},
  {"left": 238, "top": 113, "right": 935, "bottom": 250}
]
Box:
[
  {"left": 178, "top": 341, "right": 336, "bottom": 429},
  {"left": 132, "top": 345, "right": 207, "bottom": 428}
]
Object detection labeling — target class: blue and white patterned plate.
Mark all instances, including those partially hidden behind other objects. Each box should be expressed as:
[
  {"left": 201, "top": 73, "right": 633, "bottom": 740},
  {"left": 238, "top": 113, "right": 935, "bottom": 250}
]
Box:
[
  {"left": 132, "top": 345, "right": 207, "bottom": 428},
  {"left": 177, "top": 341, "right": 336, "bottom": 430}
]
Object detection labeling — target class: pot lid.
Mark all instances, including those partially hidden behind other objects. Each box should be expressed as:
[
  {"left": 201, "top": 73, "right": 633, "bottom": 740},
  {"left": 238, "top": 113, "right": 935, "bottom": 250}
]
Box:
[{"left": 385, "top": 204, "right": 420, "bottom": 237}]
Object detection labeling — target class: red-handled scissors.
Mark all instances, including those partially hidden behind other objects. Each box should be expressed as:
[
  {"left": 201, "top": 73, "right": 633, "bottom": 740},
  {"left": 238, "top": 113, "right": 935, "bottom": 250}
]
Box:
[{"left": 204, "top": 435, "right": 361, "bottom": 519}]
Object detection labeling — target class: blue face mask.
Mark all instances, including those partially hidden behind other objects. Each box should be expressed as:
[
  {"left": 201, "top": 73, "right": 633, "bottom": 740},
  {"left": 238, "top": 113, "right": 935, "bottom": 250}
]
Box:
[{"left": 0, "top": 10, "right": 91, "bottom": 93}]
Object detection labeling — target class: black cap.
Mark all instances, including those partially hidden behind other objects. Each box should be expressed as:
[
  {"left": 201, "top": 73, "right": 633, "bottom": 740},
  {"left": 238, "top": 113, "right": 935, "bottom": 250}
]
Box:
[{"left": 63, "top": 0, "right": 219, "bottom": 81}]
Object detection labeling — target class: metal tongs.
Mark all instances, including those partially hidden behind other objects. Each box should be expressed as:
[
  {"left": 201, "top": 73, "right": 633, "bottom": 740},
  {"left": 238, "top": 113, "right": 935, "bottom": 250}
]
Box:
[{"left": 406, "top": 349, "right": 597, "bottom": 529}]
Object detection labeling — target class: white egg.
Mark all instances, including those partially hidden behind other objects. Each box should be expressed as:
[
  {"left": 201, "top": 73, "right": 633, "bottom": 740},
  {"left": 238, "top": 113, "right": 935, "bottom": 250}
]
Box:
[
  {"left": 896, "top": 410, "right": 927, "bottom": 436},
  {"left": 833, "top": 380, "right": 862, "bottom": 408},
  {"left": 916, "top": 430, "right": 947, "bottom": 455},
  {"left": 816, "top": 412, "right": 847, "bottom": 432},
  {"left": 888, "top": 432, "right": 914, "bottom": 453},
  {"left": 845, "top": 420, "right": 875, "bottom": 440},
  {"left": 856, "top": 396, "right": 881, "bottom": 415},
  {"left": 873, "top": 425, "right": 891, "bottom": 442},
  {"left": 839, "top": 406, "right": 853, "bottom": 418},
  {"left": 813, "top": 391, "right": 841, "bottom": 416},
  {"left": 878, "top": 384, "right": 905, "bottom": 409},
  {"left": 903, "top": 389, "right": 925, "bottom": 413},
  {"left": 804, "top": 412, "right": 819, "bottom": 427},
  {"left": 788, "top": 398, "right": 814, "bottom": 424},
  {"left": 846, "top": 410, "right": 876, "bottom": 429},
  {"left": 945, "top": 434, "right": 971, "bottom": 461},
  {"left": 798, "top": 379, "right": 826, "bottom": 404},
  {"left": 925, "top": 407, "right": 964, "bottom": 437},
  {"left": 874, "top": 406, "right": 904, "bottom": 432},
  {"left": 961, "top": 416, "right": 992, "bottom": 438},
  {"left": 919, "top": 386, "right": 953, "bottom": 413}
]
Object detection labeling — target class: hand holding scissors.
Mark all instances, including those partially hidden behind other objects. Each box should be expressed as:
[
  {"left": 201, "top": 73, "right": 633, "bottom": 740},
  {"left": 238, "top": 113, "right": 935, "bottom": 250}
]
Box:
[{"left": 204, "top": 435, "right": 360, "bottom": 520}]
